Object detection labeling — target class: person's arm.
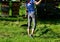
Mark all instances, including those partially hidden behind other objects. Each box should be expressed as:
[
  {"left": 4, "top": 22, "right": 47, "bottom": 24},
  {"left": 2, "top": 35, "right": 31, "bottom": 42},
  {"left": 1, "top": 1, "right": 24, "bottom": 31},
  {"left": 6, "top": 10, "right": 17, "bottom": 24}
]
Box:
[
  {"left": 25, "top": 8, "right": 28, "bottom": 17},
  {"left": 34, "top": 0, "right": 42, "bottom": 5},
  {"left": 25, "top": 3, "right": 28, "bottom": 18}
]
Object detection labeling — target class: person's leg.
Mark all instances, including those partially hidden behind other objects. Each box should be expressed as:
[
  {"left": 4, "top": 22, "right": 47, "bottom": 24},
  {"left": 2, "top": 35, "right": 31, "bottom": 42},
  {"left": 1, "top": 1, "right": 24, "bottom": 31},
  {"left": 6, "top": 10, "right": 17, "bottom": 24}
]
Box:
[
  {"left": 27, "top": 14, "right": 31, "bottom": 35},
  {"left": 31, "top": 17, "right": 36, "bottom": 35},
  {"left": 31, "top": 12, "right": 36, "bottom": 35}
]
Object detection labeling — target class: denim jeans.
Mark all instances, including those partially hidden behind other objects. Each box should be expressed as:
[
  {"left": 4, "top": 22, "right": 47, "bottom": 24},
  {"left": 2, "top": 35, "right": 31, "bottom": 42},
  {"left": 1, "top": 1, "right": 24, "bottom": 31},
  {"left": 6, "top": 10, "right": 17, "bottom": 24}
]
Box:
[{"left": 28, "top": 11, "right": 36, "bottom": 30}]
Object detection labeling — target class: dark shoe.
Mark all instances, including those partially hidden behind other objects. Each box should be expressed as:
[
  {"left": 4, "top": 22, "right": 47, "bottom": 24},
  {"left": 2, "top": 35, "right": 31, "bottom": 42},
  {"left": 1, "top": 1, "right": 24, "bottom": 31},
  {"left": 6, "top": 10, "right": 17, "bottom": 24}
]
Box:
[{"left": 29, "top": 34, "right": 33, "bottom": 38}]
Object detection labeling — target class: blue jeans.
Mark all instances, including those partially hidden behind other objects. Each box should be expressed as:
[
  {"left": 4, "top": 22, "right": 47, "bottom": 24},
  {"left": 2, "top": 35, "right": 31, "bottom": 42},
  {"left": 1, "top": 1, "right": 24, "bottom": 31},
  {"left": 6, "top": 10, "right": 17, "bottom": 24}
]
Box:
[{"left": 28, "top": 11, "right": 36, "bottom": 30}]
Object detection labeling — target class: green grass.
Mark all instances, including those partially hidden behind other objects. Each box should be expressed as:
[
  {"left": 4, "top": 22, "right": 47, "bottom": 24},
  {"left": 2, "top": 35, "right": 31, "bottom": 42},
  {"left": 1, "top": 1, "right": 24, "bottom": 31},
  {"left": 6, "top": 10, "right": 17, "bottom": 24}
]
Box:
[{"left": 0, "top": 18, "right": 60, "bottom": 42}]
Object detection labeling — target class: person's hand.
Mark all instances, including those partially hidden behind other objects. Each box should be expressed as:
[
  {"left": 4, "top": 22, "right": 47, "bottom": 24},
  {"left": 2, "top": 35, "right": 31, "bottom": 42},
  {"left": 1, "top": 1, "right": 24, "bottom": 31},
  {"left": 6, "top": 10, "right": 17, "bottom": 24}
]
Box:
[
  {"left": 34, "top": 0, "right": 41, "bottom": 5},
  {"left": 23, "top": 14, "right": 28, "bottom": 19}
]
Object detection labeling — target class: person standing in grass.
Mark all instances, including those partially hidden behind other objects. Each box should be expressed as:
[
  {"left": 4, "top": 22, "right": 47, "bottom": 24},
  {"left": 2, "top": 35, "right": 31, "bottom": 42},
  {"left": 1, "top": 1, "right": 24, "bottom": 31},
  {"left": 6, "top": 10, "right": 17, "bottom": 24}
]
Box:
[{"left": 26, "top": 0, "right": 42, "bottom": 37}]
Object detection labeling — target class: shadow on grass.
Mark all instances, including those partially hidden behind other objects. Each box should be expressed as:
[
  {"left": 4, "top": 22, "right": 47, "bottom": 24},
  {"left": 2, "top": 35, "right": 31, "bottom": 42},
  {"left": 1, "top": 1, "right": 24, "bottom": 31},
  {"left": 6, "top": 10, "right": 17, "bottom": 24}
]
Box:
[
  {"left": 34, "top": 25, "right": 60, "bottom": 38},
  {"left": 0, "top": 16, "right": 25, "bottom": 21},
  {"left": 21, "top": 24, "right": 28, "bottom": 27},
  {"left": 38, "top": 18, "right": 60, "bottom": 25}
]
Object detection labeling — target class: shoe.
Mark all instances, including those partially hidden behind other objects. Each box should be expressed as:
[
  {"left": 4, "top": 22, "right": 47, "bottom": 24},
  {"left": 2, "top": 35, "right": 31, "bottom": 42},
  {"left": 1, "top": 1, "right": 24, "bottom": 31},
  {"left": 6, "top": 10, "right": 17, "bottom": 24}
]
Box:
[{"left": 29, "top": 34, "right": 33, "bottom": 38}]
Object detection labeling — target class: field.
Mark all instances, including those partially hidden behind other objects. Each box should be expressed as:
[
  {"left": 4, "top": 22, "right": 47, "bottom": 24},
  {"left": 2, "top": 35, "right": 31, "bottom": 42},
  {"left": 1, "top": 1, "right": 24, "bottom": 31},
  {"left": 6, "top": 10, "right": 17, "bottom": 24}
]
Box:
[{"left": 0, "top": 17, "right": 60, "bottom": 42}]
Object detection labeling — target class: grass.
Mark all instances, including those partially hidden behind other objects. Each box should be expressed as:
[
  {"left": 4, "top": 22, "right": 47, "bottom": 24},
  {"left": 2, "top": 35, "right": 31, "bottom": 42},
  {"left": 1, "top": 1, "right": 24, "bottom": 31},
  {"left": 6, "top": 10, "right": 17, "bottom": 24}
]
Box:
[{"left": 0, "top": 17, "right": 60, "bottom": 42}]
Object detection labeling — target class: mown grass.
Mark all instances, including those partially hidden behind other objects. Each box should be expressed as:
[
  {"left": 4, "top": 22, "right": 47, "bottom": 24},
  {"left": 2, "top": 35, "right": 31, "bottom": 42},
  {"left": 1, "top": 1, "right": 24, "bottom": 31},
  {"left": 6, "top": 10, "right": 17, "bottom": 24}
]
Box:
[{"left": 0, "top": 17, "right": 60, "bottom": 42}]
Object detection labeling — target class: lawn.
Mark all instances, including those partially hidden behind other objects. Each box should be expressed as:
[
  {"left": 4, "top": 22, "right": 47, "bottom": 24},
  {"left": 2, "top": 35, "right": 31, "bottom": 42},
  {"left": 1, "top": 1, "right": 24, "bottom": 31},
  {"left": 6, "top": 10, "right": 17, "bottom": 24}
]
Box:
[{"left": 0, "top": 17, "right": 60, "bottom": 42}]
